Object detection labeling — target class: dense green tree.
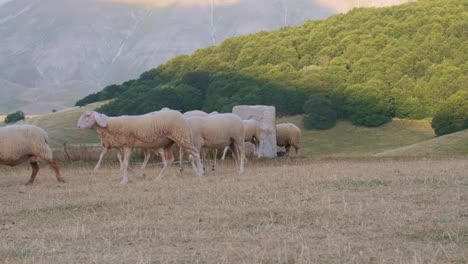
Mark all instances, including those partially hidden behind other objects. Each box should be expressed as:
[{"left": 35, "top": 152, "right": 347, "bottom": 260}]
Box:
[
  {"left": 303, "top": 95, "right": 337, "bottom": 130},
  {"left": 431, "top": 90, "right": 468, "bottom": 136},
  {"left": 344, "top": 81, "right": 392, "bottom": 127},
  {"left": 5, "top": 110, "right": 25, "bottom": 124}
]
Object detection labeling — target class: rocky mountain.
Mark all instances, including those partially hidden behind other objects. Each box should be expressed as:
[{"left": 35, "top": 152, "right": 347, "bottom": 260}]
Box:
[{"left": 0, "top": 0, "right": 411, "bottom": 114}]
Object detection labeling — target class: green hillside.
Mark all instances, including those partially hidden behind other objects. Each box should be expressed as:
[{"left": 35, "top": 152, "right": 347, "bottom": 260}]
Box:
[
  {"left": 277, "top": 116, "right": 435, "bottom": 156},
  {"left": 16, "top": 102, "right": 104, "bottom": 148},
  {"left": 77, "top": 0, "right": 466, "bottom": 131},
  {"left": 375, "top": 129, "right": 468, "bottom": 157}
]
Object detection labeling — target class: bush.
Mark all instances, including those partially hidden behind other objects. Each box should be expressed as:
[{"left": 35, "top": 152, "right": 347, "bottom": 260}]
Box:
[
  {"left": 344, "top": 82, "right": 392, "bottom": 127},
  {"left": 303, "top": 95, "right": 337, "bottom": 130},
  {"left": 4, "top": 110, "right": 25, "bottom": 124},
  {"left": 431, "top": 91, "right": 468, "bottom": 136}
]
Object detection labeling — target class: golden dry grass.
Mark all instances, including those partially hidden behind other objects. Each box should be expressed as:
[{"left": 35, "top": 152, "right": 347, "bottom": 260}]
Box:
[{"left": 1, "top": 158, "right": 467, "bottom": 263}]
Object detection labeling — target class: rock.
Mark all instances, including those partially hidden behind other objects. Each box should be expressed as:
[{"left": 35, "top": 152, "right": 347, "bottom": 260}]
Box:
[{"left": 232, "top": 105, "right": 276, "bottom": 158}]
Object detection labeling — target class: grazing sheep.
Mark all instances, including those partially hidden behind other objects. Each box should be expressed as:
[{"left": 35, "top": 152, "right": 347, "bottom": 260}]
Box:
[
  {"left": 221, "top": 119, "right": 262, "bottom": 160},
  {"left": 0, "top": 125, "right": 64, "bottom": 185},
  {"left": 182, "top": 114, "right": 246, "bottom": 174},
  {"left": 77, "top": 110, "right": 204, "bottom": 184},
  {"left": 276, "top": 123, "right": 301, "bottom": 156},
  {"left": 181, "top": 110, "right": 216, "bottom": 171}
]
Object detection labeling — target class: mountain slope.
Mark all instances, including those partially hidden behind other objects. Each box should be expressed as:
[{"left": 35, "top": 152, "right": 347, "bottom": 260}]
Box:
[
  {"left": 0, "top": 0, "right": 335, "bottom": 114},
  {"left": 87, "top": 0, "right": 466, "bottom": 125}
]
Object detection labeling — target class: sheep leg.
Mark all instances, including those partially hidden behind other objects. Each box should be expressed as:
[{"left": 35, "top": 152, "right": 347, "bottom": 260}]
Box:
[
  {"left": 187, "top": 147, "right": 204, "bottom": 176},
  {"left": 49, "top": 160, "right": 64, "bottom": 183},
  {"left": 179, "top": 147, "right": 185, "bottom": 173},
  {"left": 120, "top": 147, "right": 132, "bottom": 185},
  {"left": 221, "top": 146, "right": 230, "bottom": 160},
  {"left": 141, "top": 149, "right": 151, "bottom": 170},
  {"left": 238, "top": 142, "right": 246, "bottom": 174},
  {"left": 231, "top": 142, "right": 245, "bottom": 174},
  {"left": 117, "top": 150, "right": 123, "bottom": 170},
  {"left": 201, "top": 149, "right": 207, "bottom": 172},
  {"left": 211, "top": 149, "right": 217, "bottom": 171},
  {"left": 285, "top": 145, "right": 291, "bottom": 157},
  {"left": 294, "top": 145, "right": 300, "bottom": 156},
  {"left": 25, "top": 159, "right": 39, "bottom": 186},
  {"left": 158, "top": 148, "right": 166, "bottom": 165},
  {"left": 94, "top": 147, "right": 109, "bottom": 171},
  {"left": 229, "top": 143, "right": 238, "bottom": 164},
  {"left": 253, "top": 139, "right": 260, "bottom": 158},
  {"left": 157, "top": 144, "right": 174, "bottom": 179}
]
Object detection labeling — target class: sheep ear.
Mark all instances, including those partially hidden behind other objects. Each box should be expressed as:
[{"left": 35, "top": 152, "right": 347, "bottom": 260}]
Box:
[{"left": 94, "top": 112, "right": 108, "bottom": 127}]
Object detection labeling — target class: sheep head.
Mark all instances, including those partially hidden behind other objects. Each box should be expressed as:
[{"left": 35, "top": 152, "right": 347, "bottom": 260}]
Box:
[{"left": 77, "top": 111, "right": 108, "bottom": 130}]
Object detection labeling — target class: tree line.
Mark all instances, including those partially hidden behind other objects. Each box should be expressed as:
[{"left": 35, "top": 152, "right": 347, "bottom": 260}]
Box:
[{"left": 76, "top": 0, "right": 467, "bottom": 135}]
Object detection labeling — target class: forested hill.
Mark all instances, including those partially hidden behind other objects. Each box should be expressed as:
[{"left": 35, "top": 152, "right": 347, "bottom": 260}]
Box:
[{"left": 77, "top": 0, "right": 467, "bottom": 133}]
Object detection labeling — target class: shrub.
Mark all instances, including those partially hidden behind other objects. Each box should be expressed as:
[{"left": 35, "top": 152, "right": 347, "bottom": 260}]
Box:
[
  {"left": 431, "top": 91, "right": 468, "bottom": 136},
  {"left": 5, "top": 110, "right": 25, "bottom": 124},
  {"left": 303, "top": 95, "right": 337, "bottom": 130},
  {"left": 344, "top": 81, "right": 392, "bottom": 127}
]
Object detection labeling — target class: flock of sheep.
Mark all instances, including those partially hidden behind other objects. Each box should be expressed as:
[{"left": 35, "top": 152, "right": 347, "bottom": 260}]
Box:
[{"left": 0, "top": 108, "right": 301, "bottom": 185}]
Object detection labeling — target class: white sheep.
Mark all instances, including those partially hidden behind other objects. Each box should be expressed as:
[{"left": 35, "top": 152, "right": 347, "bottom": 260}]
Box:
[
  {"left": 181, "top": 110, "right": 224, "bottom": 171},
  {"left": 183, "top": 110, "right": 209, "bottom": 118},
  {"left": 182, "top": 113, "right": 246, "bottom": 174},
  {"left": 276, "top": 123, "right": 301, "bottom": 156},
  {"left": 221, "top": 119, "right": 262, "bottom": 160},
  {"left": 77, "top": 110, "right": 204, "bottom": 184},
  {"left": 180, "top": 110, "right": 210, "bottom": 170},
  {"left": 0, "top": 124, "right": 65, "bottom": 185},
  {"left": 94, "top": 109, "right": 172, "bottom": 172}
]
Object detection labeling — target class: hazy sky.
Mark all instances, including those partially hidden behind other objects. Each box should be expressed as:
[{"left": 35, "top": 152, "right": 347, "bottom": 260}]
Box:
[
  {"left": 98, "top": 0, "right": 238, "bottom": 7},
  {"left": 97, "top": 0, "right": 412, "bottom": 12},
  {"left": 318, "top": 0, "right": 414, "bottom": 13},
  {"left": 0, "top": 0, "right": 412, "bottom": 11},
  {"left": 0, "top": 0, "right": 14, "bottom": 6}
]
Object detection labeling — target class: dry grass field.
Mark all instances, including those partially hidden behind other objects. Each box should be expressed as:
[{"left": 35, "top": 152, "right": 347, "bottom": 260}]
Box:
[{"left": 1, "top": 158, "right": 467, "bottom": 263}]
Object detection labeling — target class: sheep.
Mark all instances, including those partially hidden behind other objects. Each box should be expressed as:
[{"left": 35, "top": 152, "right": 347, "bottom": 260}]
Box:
[
  {"left": 221, "top": 119, "right": 262, "bottom": 160},
  {"left": 182, "top": 113, "right": 246, "bottom": 174},
  {"left": 181, "top": 110, "right": 225, "bottom": 171},
  {"left": 77, "top": 110, "right": 204, "bottom": 184},
  {"left": 94, "top": 110, "right": 171, "bottom": 172},
  {"left": 276, "top": 123, "right": 301, "bottom": 156},
  {"left": 181, "top": 110, "right": 211, "bottom": 170},
  {"left": 183, "top": 110, "right": 209, "bottom": 118},
  {"left": 0, "top": 124, "right": 65, "bottom": 185}
]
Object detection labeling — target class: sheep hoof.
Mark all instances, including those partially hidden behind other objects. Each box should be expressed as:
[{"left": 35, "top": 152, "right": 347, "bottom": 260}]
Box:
[{"left": 120, "top": 180, "right": 128, "bottom": 185}]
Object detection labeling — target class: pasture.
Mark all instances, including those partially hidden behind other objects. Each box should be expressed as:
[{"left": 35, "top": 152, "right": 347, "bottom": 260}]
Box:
[{"left": 1, "top": 158, "right": 467, "bottom": 263}]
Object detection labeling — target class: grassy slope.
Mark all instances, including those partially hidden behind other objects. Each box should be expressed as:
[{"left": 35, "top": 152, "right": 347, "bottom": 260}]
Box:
[
  {"left": 376, "top": 129, "right": 468, "bottom": 157},
  {"left": 17, "top": 102, "right": 105, "bottom": 148},
  {"left": 277, "top": 116, "right": 435, "bottom": 157}
]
